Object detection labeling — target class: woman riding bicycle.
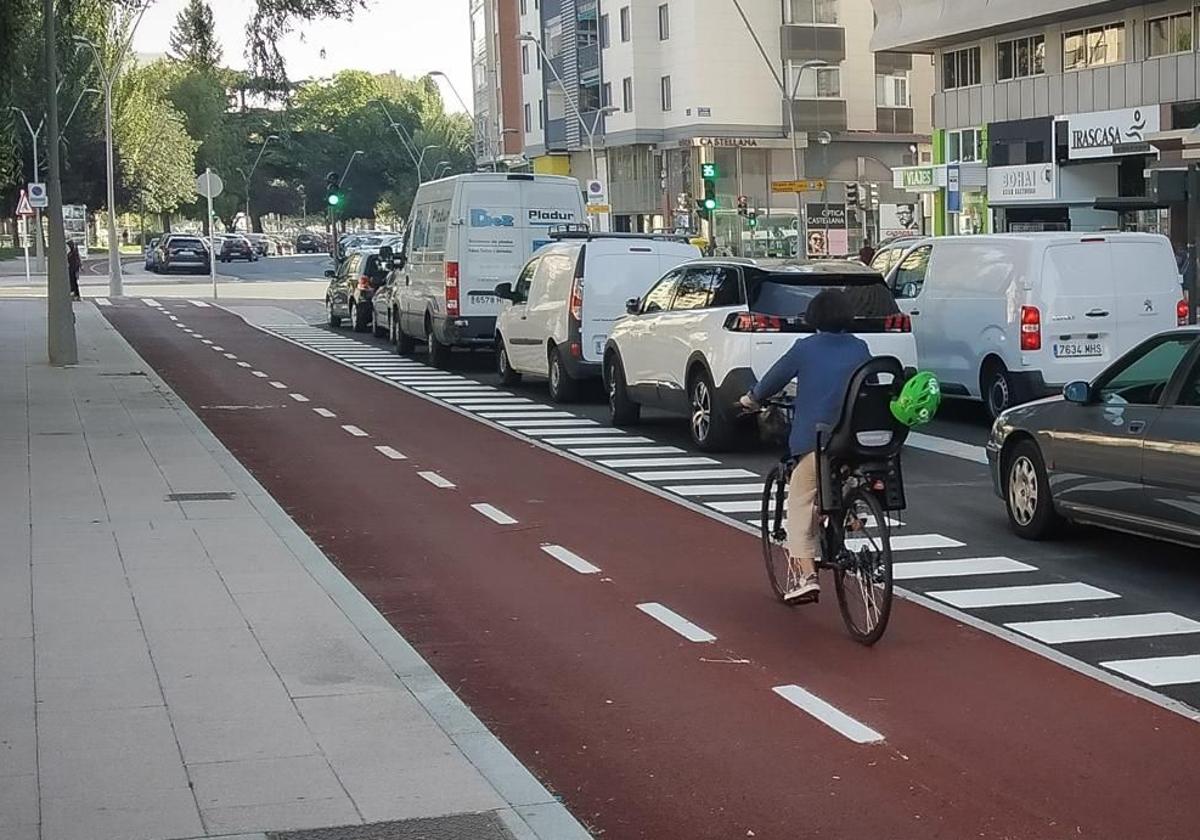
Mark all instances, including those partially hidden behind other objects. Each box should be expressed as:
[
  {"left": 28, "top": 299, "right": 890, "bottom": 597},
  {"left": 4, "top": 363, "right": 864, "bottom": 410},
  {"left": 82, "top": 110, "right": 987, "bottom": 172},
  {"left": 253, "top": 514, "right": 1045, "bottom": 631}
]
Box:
[{"left": 739, "top": 288, "right": 870, "bottom": 604}]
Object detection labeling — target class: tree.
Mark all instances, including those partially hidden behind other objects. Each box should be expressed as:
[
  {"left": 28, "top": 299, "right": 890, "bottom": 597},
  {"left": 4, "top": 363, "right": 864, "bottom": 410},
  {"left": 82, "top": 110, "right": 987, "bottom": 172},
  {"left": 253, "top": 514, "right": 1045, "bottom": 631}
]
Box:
[{"left": 169, "top": 0, "right": 221, "bottom": 67}]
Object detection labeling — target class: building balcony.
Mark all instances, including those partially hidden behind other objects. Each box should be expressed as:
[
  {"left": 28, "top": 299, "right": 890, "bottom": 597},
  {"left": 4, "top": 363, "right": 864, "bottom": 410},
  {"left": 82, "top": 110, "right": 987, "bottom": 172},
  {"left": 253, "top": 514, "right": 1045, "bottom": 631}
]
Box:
[
  {"left": 785, "top": 99, "right": 848, "bottom": 134},
  {"left": 876, "top": 107, "right": 915, "bottom": 134},
  {"left": 781, "top": 24, "right": 845, "bottom": 64},
  {"left": 546, "top": 117, "right": 568, "bottom": 150}
]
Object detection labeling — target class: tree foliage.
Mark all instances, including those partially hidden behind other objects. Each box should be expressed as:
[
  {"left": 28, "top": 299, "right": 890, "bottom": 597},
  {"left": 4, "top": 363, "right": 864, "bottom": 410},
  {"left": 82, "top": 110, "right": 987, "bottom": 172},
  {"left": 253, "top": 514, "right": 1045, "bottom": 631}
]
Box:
[
  {"left": 113, "top": 60, "right": 198, "bottom": 215},
  {"left": 169, "top": 0, "right": 222, "bottom": 67}
]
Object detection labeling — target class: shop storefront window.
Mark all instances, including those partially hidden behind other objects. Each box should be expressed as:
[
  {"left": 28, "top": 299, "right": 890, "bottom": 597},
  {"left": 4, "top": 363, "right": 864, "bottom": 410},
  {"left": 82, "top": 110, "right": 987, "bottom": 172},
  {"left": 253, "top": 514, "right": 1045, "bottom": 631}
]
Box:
[{"left": 1148, "top": 12, "right": 1192, "bottom": 58}]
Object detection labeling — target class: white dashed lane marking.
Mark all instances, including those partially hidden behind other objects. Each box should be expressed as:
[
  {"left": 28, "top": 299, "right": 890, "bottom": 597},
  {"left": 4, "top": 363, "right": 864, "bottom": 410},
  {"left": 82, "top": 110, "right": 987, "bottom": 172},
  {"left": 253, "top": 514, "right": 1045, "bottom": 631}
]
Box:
[
  {"left": 313, "top": 408, "right": 337, "bottom": 418},
  {"left": 418, "top": 471, "right": 456, "bottom": 489},
  {"left": 772, "top": 685, "right": 885, "bottom": 745},
  {"left": 375, "top": 445, "right": 407, "bottom": 460},
  {"left": 472, "top": 503, "right": 518, "bottom": 525},
  {"left": 636, "top": 603, "right": 716, "bottom": 643},
  {"left": 269, "top": 381, "right": 288, "bottom": 390},
  {"left": 341, "top": 425, "right": 369, "bottom": 437},
  {"left": 252, "top": 372, "right": 269, "bottom": 378},
  {"left": 541, "top": 544, "right": 601, "bottom": 575},
  {"left": 289, "top": 394, "right": 310, "bottom": 403},
  {"left": 236, "top": 362, "right": 252, "bottom": 368}
]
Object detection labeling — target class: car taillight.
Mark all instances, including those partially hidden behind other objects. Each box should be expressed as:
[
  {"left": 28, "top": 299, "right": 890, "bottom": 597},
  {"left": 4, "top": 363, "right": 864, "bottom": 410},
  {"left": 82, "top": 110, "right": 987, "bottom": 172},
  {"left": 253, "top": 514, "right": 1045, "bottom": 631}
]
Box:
[
  {"left": 445, "top": 261, "right": 460, "bottom": 317},
  {"left": 569, "top": 277, "right": 583, "bottom": 323},
  {"left": 1179, "top": 297, "right": 1190, "bottom": 327},
  {"left": 883, "top": 313, "right": 912, "bottom": 332},
  {"left": 726, "top": 312, "right": 784, "bottom": 332},
  {"left": 358, "top": 275, "right": 371, "bottom": 291},
  {"left": 1020, "top": 305, "right": 1041, "bottom": 351}
]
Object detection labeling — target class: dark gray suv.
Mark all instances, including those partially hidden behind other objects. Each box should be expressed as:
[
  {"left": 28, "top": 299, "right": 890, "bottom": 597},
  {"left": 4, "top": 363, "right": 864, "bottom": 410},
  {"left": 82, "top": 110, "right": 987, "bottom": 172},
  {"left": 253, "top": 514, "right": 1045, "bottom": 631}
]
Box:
[{"left": 987, "top": 328, "right": 1200, "bottom": 548}]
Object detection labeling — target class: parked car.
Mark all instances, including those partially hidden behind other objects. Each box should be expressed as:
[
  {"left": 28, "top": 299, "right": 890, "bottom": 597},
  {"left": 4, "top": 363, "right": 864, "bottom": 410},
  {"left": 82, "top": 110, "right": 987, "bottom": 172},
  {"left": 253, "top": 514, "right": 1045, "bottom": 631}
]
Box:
[
  {"left": 880, "top": 232, "right": 1187, "bottom": 420},
  {"left": 296, "top": 232, "right": 322, "bottom": 254},
  {"left": 155, "top": 235, "right": 210, "bottom": 274},
  {"left": 391, "top": 172, "right": 588, "bottom": 367},
  {"left": 325, "top": 250, "right": 388, "bottom": 332},
  {"left": 603, "top": 259, "right": 919, "bottom": 451},
  {"left": 245, "top": 233, "right": 273, "bottom": 257},
  {"left": 144, "top": 237, "right": 161, "bottom": 271},
  {"left": 219, "top": 235, "right": 257, "bottom": 262},
  {"left": 988, "top": 328, "right": 1200, "bottom": 547},
  {"left": 492, "top": 232, "right": 701, "bottom": 402}
]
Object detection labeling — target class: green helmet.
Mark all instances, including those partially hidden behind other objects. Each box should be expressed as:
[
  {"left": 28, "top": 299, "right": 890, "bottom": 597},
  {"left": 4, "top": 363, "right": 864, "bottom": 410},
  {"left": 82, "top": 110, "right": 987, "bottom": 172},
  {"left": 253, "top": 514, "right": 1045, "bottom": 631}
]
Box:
[{"left": 891, "top": 371, "right": 941, "bottom": 427}]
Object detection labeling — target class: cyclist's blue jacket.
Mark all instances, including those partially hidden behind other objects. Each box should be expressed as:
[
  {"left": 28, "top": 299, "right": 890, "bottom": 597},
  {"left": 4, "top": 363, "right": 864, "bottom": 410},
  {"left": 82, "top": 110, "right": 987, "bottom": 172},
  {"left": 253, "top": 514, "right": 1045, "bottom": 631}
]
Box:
[{"left": 751, "top": 332, "right": 871, "bottom": 457}]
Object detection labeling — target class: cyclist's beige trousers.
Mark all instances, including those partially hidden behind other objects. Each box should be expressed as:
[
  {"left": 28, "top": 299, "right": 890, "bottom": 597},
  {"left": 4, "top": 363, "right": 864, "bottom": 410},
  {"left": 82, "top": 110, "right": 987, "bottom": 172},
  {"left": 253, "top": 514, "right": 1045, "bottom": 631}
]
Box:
[{"left": 788, "top": 453, "right": 818, "bottom": 576}]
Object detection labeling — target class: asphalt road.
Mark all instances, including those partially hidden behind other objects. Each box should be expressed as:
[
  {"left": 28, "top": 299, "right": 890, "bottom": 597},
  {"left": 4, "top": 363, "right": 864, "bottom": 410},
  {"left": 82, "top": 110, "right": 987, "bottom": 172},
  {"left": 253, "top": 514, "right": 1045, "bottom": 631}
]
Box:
[{"left": 100, "top": 297, "right": 1200, "bottom": 839}]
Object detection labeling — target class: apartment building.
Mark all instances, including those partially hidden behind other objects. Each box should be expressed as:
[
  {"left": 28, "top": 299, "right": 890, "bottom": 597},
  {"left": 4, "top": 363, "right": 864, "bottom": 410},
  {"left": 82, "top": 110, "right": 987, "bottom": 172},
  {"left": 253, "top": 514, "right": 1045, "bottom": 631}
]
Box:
[
  {"left": 872, "top": 0, "right": 1200, "bottom": 243},
  {"left": 470, "top": 0, "right": 525, "bottom": 167},
  {"left": 497, "top": 0, "right": 933, "bottom": 255}
]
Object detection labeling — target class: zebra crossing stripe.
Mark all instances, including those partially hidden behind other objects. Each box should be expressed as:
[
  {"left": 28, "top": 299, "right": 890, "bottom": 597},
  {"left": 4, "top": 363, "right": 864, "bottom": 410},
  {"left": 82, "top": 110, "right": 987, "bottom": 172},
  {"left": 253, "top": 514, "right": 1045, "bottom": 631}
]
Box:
[
  {"left": 1006, "top": 612, "right": 1200, "bottom": 645},
  {"left": 927, "top": 582, "right": 1120, "bottom": 609}
]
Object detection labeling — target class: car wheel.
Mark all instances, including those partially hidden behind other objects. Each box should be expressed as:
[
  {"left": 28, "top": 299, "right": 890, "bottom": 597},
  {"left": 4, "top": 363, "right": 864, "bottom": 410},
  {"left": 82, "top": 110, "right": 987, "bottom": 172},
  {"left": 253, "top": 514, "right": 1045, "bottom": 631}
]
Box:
[
  {"left": 547, "top": 346, "right": 578, "bottom": 403},
  {"left": 326, "top": 298, "right": 342, "bottom": 329},
  {"left": 688, "top": 368, "right": 734, "bottom": 452},
  {"left": 1004, "top": 439, "right": 1059, "bottom": 540},
  {"left": 983, "top": 360, "right": 1017, "bottom": 421},
  {"left": 605, "top": 355, "right": 640, "bottom": 426},
  {"left": 427, "top": 325, "right": 451, "bottom": 368},
  {"left": 497, "top": 337, "right": 522, "bottom": 385},
  {"left": 372, "top": 310, "right": 388, "bottom": 338},
  {"left": 352, "top": 299, "right": 371, "bottom": 333},
  {"left": 396, "top": 321, "right": 416, "bottom": 355}
]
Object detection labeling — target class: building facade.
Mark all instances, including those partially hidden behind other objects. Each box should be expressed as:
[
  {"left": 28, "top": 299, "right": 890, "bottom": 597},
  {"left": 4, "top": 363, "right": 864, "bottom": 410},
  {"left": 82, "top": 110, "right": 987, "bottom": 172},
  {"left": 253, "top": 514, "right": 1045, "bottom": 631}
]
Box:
[
  {"left": 873, "top": 0, "right": 1200, "bottom": 244},
  {"left": 470, "top": 0, "right": 525, "bottom": 167}
]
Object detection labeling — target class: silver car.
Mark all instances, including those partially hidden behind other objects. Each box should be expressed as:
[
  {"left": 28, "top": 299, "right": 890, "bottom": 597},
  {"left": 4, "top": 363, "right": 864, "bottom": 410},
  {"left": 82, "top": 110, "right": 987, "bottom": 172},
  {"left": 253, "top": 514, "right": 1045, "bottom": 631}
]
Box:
[{"left": 987, "top": 328, "right": 1200, "bottom": 548}]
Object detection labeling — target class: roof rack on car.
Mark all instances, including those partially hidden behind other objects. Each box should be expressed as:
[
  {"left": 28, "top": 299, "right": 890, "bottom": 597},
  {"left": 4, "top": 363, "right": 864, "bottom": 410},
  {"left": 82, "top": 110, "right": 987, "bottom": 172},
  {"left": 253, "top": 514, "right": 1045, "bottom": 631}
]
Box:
[{"left": 547, "top": 225, "right": 692, "bottom": 243}]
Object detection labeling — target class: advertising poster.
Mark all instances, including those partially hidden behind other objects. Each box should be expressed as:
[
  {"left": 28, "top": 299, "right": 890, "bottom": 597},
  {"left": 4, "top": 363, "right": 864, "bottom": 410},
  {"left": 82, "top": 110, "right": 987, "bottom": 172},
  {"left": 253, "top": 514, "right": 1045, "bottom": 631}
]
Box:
[
  {"left": 880, "top": 203, "right": 921, "bottom": 239},
  {"left": 805, "top": 203, "right": 849, "bottom": 257}
]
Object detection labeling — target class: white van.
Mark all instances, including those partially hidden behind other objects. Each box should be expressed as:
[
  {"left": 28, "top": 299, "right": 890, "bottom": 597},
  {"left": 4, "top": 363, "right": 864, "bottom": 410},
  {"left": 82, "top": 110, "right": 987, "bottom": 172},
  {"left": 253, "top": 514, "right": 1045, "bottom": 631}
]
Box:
[
  {"left": 887, "top": 233, "right": 1187, "bottom": 418},
  {"left": 393, "top": 173, "right": 587, "bottom": 366},
  {"left": 493, "top": 232, "right": 701, "bottom": 402}
]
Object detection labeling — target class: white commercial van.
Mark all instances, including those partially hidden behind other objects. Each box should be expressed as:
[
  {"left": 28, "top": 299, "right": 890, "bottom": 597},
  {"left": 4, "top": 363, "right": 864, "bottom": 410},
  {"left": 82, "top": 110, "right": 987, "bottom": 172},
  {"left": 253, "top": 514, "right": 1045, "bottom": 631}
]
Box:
[
  {"left": 393, "top": 173, "right": 587, "bottom": 366},
  {"left": 887, "top": 232, "right": 1187, "bottom": 418},
  {"left": 493, "top": 232, "right": 701, "bottom": 402}
]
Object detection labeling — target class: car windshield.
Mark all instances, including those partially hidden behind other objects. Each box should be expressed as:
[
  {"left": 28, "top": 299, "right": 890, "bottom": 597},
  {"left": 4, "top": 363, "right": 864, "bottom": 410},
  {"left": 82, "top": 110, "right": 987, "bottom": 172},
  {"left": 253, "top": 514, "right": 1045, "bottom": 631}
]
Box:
[{"left": 170, "top": 238, "right": 203, "bottom": 250}]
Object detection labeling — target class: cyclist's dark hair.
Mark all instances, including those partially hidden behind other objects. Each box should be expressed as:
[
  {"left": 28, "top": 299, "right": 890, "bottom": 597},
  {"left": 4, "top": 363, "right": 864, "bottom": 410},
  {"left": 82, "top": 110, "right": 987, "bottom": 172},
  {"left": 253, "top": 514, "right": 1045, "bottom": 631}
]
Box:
[{"left": 806, "top": 288, "right": 855, "bottom": 333}]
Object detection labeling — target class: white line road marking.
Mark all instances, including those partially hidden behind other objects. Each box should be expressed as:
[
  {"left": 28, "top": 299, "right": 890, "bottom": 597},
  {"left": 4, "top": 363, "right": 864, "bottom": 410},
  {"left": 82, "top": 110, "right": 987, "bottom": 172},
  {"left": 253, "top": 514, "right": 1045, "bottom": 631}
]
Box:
[
  {"left": 374, "top": 445, "right": 407, "bottom": 460},
  {"left": 201, "top": 339, "right": 213, "bottom": 345},
  {"left": 906, "top": 432, "right": 989, "bottom": 465},
  {"left": 223, "top": 353, "right": 238, "bottom": 359},
  {"left": 1101, "top": 654, "right": 1200, "bottom": 687},
  {"left": 417, "top": 387, "right": 498, "bottom": 394},
  {"left": 928, "top": 582, "right": 1120, "bottom": 609},
  {"left": 540, "top": 544, "right": 601, "bottom": 574},
  {"left": 893, "top": 556, "right": 1037, "bottom": 580},
  {"left": 708, "top": 499, "right": 777, "bottom": 514},
  {"left": 96, "top": 298, "right": 111, "bottom": 306},
  {"left": 236, "top": 362, "right": 252, "bottom": 368},
  {"left": 599, "top": 456, "right": 719, "bottom": 469},
  {"left": 389, "top": 378, "right": 468, "bottom": 385},
  {"left": 313, "top": 408, "right": 336, "bottom": 418},
  {"left": 480, "top": 411, "right": 578, "bottom": 420},
  {"left": 142, "top": 298, "right": 161, "bottom": 307},
  {"left": 445, "top": 397, "right": 534, "bottom": 405},
  {"left": 188, "top": 299, "right": 210, "bottom": 307},
  {"left": 269, "top": 381, "right": 288, "bottom": 389},
  {"left": 569, "top": 446, "right": 685, "bottom": 457},
  {"left": 633, "top": 468, "right": 759, "bottom": 482},
  {"left": 636, "top": 602, "right": 716, "bottom": 643},
  {"left": 211, "top": 346, "right": 225, "bottom": 352},
  {"left": 1006, "top": 612, "right": 1200, "bottom": 645},
  {"left": 472, "top": 503, "right": 518, "bottom": 525},
  {"left": 846, "top": 533, "right": 964, "bottom": 553},
  {"left": 772, "top": 685, "right": 885, "bottom": 745},
  {"left": 519, "top": 427, "right": 619, "bottom": 437},
  {"left": 252, "top": 371, "right": 268, "bottom": 378},
  {"left": 667, "top": 483, "right": 766, "bottom": 497},
  {"left": 176, "top": 324, "right": 188, "bottom": 329},
  {"left": 341, "top": 425, "right": 369, "bottom": 437},
  {"left": 502, "top": 419, "right": 599, "bottom": 428},
  {"left": 550, "top": 437, "right": 650, "bottom": 447},
  {"left": 168, "top": 315, "right": 178, "bottom": 321},
  {"left": 418, "top": 471, "right": 456, "bottom": 489},
  {"left": 289, "top": 393, "right": 310, "bottom": 403}
]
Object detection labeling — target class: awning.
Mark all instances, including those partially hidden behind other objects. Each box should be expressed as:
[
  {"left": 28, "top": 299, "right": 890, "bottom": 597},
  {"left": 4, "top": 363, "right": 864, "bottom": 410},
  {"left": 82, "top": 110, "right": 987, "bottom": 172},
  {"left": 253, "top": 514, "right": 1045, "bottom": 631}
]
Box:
[{"left": 1092, "top": 197, "right": 1169, "bottom": 212}]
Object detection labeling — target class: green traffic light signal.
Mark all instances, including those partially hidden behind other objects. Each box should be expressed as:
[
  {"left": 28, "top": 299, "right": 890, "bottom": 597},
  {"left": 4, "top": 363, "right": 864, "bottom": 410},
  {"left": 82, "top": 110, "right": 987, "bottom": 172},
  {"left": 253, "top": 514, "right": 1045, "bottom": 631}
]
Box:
[
  {"left": 703, "top": 197, "right": 717, "bottom": 211},
  {"left": 327, "top": 193, "right": 342, "bottom": 207}
]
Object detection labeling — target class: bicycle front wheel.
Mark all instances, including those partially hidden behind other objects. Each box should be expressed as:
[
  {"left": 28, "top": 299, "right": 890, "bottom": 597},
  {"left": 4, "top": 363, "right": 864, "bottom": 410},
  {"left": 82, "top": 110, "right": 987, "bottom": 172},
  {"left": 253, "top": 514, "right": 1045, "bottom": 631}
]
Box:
[
  {"left": 832, "top": 487, "right": 894, "bottom": 645},
  {"left": 760, "top": 465, "right": 795, "bottom": 602}
]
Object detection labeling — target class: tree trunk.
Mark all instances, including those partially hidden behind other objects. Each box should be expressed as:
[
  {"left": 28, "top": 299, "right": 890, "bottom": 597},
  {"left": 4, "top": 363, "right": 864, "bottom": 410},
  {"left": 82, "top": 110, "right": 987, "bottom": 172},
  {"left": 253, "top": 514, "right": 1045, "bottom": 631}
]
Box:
[
  {"left": 44, "top": 0, "right": 78, "bottom": 365},
  {"left": 161, "top": 212, "right": 173, "bottom": 234}
]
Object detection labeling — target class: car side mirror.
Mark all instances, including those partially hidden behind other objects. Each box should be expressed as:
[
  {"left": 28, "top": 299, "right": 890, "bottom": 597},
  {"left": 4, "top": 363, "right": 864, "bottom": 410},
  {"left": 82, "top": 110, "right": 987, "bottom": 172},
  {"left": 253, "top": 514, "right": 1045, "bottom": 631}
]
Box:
[
  {"left": 324, "top": 269, "right": 335, "bottom": 278},
  {"left": 900, "top": 282, "right": 919, "bottom": 299},
  {"left": 494, "top": 282, "right": 514, "bottom": 301},
  {"left": 1063, "top": 381, "right": 1092, "bottom": 405},
  {"left": 625, "top": 297, "right": 641, "bottom": 315}
]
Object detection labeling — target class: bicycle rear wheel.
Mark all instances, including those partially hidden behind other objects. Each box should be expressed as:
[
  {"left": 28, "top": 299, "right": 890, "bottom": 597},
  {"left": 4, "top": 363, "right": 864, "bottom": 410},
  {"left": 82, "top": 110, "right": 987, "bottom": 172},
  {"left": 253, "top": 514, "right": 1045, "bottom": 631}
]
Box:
[
  {"left": 832, "top": 487, "right": 894, "bottom": 645},
  {"left": 760, "top": 465, "right": 796, "bottom": 602}
]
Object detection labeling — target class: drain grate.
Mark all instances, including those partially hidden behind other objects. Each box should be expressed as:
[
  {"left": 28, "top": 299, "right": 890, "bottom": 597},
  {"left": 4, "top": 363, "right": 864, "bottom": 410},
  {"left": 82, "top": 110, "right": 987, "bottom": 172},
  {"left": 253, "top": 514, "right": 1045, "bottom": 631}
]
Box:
[
  {"left": 267, "top": 814, "right": 518, "bottom": 840},
  {"left": 166, "top": 491, "right": 236, "bottom": 502}
]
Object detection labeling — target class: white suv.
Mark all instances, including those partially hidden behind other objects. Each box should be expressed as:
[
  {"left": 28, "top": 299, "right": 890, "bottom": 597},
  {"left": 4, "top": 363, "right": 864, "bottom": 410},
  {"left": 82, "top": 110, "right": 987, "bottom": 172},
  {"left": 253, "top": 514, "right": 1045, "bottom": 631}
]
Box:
[{"left": 603, "top": 259, "right": 919, "bottom": 451}]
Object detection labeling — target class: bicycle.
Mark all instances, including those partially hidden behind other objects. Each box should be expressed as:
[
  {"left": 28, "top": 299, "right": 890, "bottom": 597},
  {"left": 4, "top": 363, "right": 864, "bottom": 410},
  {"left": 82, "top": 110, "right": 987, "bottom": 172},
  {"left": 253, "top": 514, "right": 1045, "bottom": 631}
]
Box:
[{"left": 753, "top": 358, "right": 909, "bottom": 646}]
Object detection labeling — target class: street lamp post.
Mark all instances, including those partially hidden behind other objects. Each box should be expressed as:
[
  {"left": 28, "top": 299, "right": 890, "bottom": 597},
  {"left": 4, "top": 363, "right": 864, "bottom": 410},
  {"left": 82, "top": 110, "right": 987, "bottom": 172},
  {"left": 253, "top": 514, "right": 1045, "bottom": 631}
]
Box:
[
  {"left": 339, "top": 150, "right": 365, "bottom": 188},
  {"left": 417, "top": 145, "right": 440, "bottom": 179},
  {"left": 241, "top": 134, "right": 279, "bottom": 233},
  {"left": 429, "top": 70, "right": 492, "bottom": 171},
  {"left": 369, "top": 99, "right": 424, "bottom": 174},
  {"left": 435, "top": 161, "right": 453, "bottom": 179}
]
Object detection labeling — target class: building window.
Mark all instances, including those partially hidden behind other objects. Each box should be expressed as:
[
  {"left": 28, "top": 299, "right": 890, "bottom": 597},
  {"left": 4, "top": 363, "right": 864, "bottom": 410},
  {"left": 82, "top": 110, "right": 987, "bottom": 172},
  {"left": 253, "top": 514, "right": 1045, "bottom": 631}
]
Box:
[
  {"left": 942, "top": 46, "right": 981, "bottom": 90},
  {"left": 875, "top": 72, "right": 910, "bottom": 107},
  {"left": 788, "top": 62, "right": 841, "bottom": 98},
  {"left": 520, "top": 0, "right": 526, "bottom": 14},
  {"left": 658, "top": 3, "right": 670, "bottom": 40},
  {"left": 1148, "top": 12, "right": 1192, "bottom": 58},
  {"left": 622, "top": 76, "right": 633, "bottom": 112},
  {"left": 660, "top": 75, "right": 672, "bottom": 111},
  {"left": 946, "top": 128, "right": 982, "bottom": 163},
  {"left": 602, "top": 81, "right": 612, "bottom": 107},
  {"left": 600, "top": 13, "right": 610, "bottom": 48},
  {"left": 997, "top": 34, "right": 1045, "bottom": 81},
  {"left": 1063, "top": 23, "right": 1125, "bottom": 71},
  {"left": 521, "top": 45, "right": 529, "bottom": 75},
  {"left": 580, "top": 83, "right": 601, "bottom": 112},
  {"left": 538, "top": 99, "right": 544, "bottom": 129},
  {"left": 620, "top": 6, "right": 630, "bottom": 42},
  {"left": 524, "top": 103, "right": 531, "bottom": 133},
  {"left": 786, "top": 0, "right": 837, "bottom": 25}
]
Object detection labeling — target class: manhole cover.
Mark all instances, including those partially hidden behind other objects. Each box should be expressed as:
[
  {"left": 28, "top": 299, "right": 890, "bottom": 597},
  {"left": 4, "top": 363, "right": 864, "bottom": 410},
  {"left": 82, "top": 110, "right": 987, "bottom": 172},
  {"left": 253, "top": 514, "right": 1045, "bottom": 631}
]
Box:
[
  {"left": 166, "top": 491, "right": 236, "bottom": 502},
  {"left": 267, "top": 813, "right": 517, "bottom": 840}
]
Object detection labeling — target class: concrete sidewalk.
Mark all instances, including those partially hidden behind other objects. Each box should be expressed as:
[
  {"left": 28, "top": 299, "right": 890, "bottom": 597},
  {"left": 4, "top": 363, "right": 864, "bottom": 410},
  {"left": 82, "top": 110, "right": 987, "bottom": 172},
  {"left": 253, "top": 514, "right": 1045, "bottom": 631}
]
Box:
[{"left": 0, "top": 299, "right": 590, "bottom": 840}]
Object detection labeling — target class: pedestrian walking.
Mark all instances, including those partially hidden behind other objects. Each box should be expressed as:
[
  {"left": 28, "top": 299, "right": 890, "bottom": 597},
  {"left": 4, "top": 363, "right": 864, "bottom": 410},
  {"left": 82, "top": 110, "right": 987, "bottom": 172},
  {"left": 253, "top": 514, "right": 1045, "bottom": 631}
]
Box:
[
  {"left": 67, "top": 240, "right": 82, "bottom": 301},
  {"left": 858, "top": 239, "right": 876, "bottom": 265}
]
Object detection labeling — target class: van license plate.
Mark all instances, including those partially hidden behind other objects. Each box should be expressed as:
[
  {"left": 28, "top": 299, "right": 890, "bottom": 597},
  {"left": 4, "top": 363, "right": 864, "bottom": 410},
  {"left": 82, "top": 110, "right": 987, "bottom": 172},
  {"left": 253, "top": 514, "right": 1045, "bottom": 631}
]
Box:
[{"left": 1053, "top": 341, "right": 1103, "bottom": 358}]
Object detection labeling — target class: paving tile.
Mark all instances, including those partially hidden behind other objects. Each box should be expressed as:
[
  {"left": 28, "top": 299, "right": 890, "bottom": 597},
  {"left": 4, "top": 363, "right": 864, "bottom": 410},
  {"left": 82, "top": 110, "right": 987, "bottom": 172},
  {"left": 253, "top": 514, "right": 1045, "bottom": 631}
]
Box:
[
  {"left": 0, "top": 774, "right": 38, "bottom": 830},
  {"left": 252, "top": 624, "right": 399, "bottom": 699},
  {"left": 148, "top": 626, "right": 272, "bottom": 689},
  {"left": 34, "top": 620, "right": 152, "bottom": 679},
  {"left": 170, "top": 699, "right": 319, "bottom": 765},
  {"left": 129, "top": 568, "right": 247, "bottom": 632},
  {"left": 40, "top": 788, "right": 202, "bottom": 840},
  {"left": 188, "top": 754, "right": 348, "bottom": 810},
  {"left": 199, "top": 796, "right": 361, "bottom": 836}
]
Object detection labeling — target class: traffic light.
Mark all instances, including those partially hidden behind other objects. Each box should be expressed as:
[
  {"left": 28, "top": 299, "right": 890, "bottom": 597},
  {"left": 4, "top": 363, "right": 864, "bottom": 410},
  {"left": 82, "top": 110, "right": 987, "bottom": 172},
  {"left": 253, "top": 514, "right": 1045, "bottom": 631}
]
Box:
[
  {"left": 700, "top": 162, "right": 719, "bottom": 180},
  {"left": 868, "top": 183, "right": 880, "bottom": 208},
  {"left": 702, "top": 180, "right": 717, "bottom": 212},
  {"left": 325, "top": 171, "right": 344, "bottom": 211},
  {"left": 747, "top": 211, "right": 759, "bottom": 228},
  {"left": 736, "top": 195, "right": 748, "bottom": 216},
  {"left": 846, "top": 182, "right": 860, "bottom": 207}
]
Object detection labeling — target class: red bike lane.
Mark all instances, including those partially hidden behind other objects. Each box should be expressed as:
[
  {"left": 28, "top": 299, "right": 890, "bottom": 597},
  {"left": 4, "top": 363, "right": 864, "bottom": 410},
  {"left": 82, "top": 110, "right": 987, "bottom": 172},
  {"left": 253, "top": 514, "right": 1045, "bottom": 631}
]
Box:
[{"left": 106, "top": 301, "right": 1200, "bottom": 840}]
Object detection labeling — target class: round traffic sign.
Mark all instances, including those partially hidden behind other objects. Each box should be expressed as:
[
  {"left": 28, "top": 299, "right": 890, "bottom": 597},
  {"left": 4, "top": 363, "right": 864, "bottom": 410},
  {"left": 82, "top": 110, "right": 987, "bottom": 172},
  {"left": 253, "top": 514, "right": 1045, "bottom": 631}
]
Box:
[{"left": 195, "top": 171, "right": 224, "bottom": 199}]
